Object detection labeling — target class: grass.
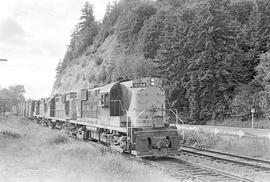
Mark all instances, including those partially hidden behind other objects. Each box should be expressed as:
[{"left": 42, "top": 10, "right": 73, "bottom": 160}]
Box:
[
  {"left": 45, "top": 133, "right": 70, "bottom": 145},
  {"left": 215, "top": 137, "right": 270, "bottom": 159},
  {"left": 207, "top": 118, "right": 270, "bottom": 129},
  {"left": 0, "top": 116, "right": 177, "bottom": 182},
  {"left": 180, "top": 129, "right": 270, "bottom": 160},
  {"left": 52, "top": 143, "right": 173, "bottom": 182}
]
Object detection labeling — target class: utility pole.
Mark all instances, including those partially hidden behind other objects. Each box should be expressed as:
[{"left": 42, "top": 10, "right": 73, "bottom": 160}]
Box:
[
  {"left": 0, "top": 98, "right": 6, "bottom": 116},
  {"left": 3, "top": 99, "right": 5, "bottom": 116},
  {"left": 0, "top": 58, "right": 8, "bottom": 116},
  {"left": 251, "top": 108, "right": 255, "bottom": 128},
  {"left": 0, "top": 58, "right": 8, "bottom": 115}
]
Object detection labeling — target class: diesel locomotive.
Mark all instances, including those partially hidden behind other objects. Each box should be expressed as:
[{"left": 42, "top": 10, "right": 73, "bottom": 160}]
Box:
[{"left": 13, "top": 77, "right": 180, "bottom": 157}]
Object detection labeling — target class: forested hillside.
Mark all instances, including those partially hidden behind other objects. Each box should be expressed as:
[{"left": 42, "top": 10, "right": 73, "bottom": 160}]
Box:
[{"left": 53, "top": 0, "right": 270, "bottom": 124}]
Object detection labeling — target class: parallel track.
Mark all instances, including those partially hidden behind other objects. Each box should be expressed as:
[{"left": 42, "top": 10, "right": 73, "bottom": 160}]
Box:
[
  {"left": 145, "top": 157, "right": 256, "bottom": 182},
  {"left": 180, "top": 145, "right": 270, "bottom": 171}
]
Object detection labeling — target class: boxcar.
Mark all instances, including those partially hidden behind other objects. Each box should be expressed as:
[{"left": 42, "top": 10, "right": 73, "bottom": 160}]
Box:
[{"left": 25, "top": 101, "right": 35, "bottom": 118}]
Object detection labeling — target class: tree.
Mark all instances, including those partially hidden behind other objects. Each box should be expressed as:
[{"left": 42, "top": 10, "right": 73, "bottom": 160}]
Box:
[
  {"left": 66, "top": 2, "right": 98, "bottom": 58},
  {"left": 117, "top": 2, "right": 157, "bottom": 49},
  {"left": 0, "top": 85, "right": 25, "bottom": 112},
  {"left": 141, "top": 11, "right": 167, "bottom": 59},
  {"left": 79, "top": 2, "right": 95, "bottom": 31},
  {"left": 154, "top": 0, "right": 259, "bottom": 122},
  {"left": 184, "top": 0, "right": 248, "bottom": 121},
  {"left": 255, "top": 52, "right": 270, "bottom": 118},
  {"left": 229, "top": 0, "right": 270, "bottom": 120},
  {"left": 257, "top": 0, "right": 270, "bottom": 53}
]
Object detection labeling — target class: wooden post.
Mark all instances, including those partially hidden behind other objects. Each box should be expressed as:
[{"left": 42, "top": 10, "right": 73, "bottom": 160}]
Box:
[{"left": 251, "top": 108, "right": 255, "bottom": 128}]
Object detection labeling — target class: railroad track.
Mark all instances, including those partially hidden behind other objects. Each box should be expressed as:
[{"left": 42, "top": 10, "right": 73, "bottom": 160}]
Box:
[
  {"left": 145, "top": 157, "right": 256, "bottom": 182},
  {"left": 180, "top": 145, "right": 270, "bottom": 171}
]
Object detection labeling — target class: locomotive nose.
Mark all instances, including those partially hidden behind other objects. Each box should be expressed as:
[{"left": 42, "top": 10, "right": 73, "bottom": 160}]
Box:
[{"left": 156, "top": 140, "right": 166, "bottom": 150}]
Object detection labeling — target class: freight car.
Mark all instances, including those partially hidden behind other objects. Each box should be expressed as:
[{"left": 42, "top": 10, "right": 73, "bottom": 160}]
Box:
[
  {"left": 18, "top": 102, "right": 26, "bottom": 117},
  {"left": 25, "top": 100, "right": 35, "bottom": 118},
  {"left": 12, "top": 105, "right": 18, "bottom": 115},
  {"left": 14, "top": 77, "right": 180, "bottom": 158}
]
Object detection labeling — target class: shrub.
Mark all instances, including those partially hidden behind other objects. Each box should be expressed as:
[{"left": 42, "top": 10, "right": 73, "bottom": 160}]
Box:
[
  {"left": 179, "top": 129, "right": 220, "bottom": 149},
  {"left": 88, "top": 74, "right": 96, "bottom": 83},
  {"left": 95, "top": 57, "right": 103, "bottom": 66},
  {"left": 46, "top": 134, "right": 70, "bottom": 145},
  {"left": 76, "top": 74, "right": 81, "bottom": 81},
  {"left": 0, "top": 129, "right": 21, "bottom": 139}
]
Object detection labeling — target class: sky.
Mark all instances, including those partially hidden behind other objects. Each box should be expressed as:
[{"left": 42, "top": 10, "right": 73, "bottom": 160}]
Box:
[{"left": 0, "top": 0, "right": 112, "bottom": 99}]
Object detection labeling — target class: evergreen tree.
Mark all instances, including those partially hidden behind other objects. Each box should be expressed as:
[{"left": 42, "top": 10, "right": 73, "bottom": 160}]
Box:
[
  {"left": 117, "top": 2, "right": 157, "bottom": 49},
  {"left": 79, "top": 2, "right": 95, "bottom": 31},
  {"left": 142, "top": 11, "right": 167, "bottom": 59},
  {"left": 257, "top": 0, "right": 270, "bottom": 53},
  {"left": 256, "top": 52, "right": 270, "bottom": 118},
  {"left": 184, "top": 0, "right": 246, "bottom": 121}
]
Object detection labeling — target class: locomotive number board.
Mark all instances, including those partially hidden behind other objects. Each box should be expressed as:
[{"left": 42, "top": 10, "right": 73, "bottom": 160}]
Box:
[{"left": 133, "top": 82, "right": 147, "bottom": 88}]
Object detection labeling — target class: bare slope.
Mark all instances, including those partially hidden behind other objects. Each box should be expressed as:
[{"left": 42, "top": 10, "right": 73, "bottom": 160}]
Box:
[{"left": 52, "top": 34, "right": 124, "bottom": 94}]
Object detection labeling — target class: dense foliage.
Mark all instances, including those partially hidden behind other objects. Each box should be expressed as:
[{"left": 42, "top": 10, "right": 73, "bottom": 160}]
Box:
[
  {"left": 0, "top": 85, "right": 25, "bottom": 112},
  {"left": 56, "top": 0, "right": 270, "bottom": 123}
]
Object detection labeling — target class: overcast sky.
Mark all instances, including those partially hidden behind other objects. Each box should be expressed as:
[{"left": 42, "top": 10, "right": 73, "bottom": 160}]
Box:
[{"left": 0, "top": 0, "right": 112, "bottom": 99}]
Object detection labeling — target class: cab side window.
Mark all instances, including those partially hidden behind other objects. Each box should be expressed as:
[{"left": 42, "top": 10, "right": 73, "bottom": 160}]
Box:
[{"left": 101, "top": 93, "right": 109, "bottom": 107}]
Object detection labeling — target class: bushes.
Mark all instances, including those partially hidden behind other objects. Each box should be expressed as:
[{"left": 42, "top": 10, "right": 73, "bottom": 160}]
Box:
[
  {"left": 45, "top": 133, "right": 70, "bottom": 145},
  {"left": 179, "top": 129, "right": 220, "bottom": 149},
  {"left": 0, "top": 129, "right": 21, "bottom": 139},
  {"left": 95, "top": 56, "right": 103, "bottom": 65}
]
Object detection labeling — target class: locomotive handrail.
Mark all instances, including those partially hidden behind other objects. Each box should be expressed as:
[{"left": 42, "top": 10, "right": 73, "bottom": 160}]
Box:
[
  {"left": 167, "top": 109, "right": 184, "bottom": 125},
  {"left": 143, "top": 107, "right": 184, "bottom": 125},
  {"left": 131, "top": 109, "right": 147, "bottom": 143},
  {"left": 110, "top": 99, "right": 185, "bottom": 140},
  {"left": 111, "top": 100, "right": 129, "bottom": 143},
  {"left": 111, "top": 99, "right": 184, "bottom": 125},
  {"left": 111, "top": 100, "right": 126, "bottom": 113}
]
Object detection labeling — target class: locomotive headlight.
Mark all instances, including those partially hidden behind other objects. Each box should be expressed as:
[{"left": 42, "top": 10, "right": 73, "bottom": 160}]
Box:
[{"left": 150, "top": 78, "right": 155, "bottom": 86}]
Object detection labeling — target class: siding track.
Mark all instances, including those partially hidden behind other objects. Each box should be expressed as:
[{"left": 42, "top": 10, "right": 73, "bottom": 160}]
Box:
[{"left": 146, "top": 157, "right": 256, "bottom": 182}]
